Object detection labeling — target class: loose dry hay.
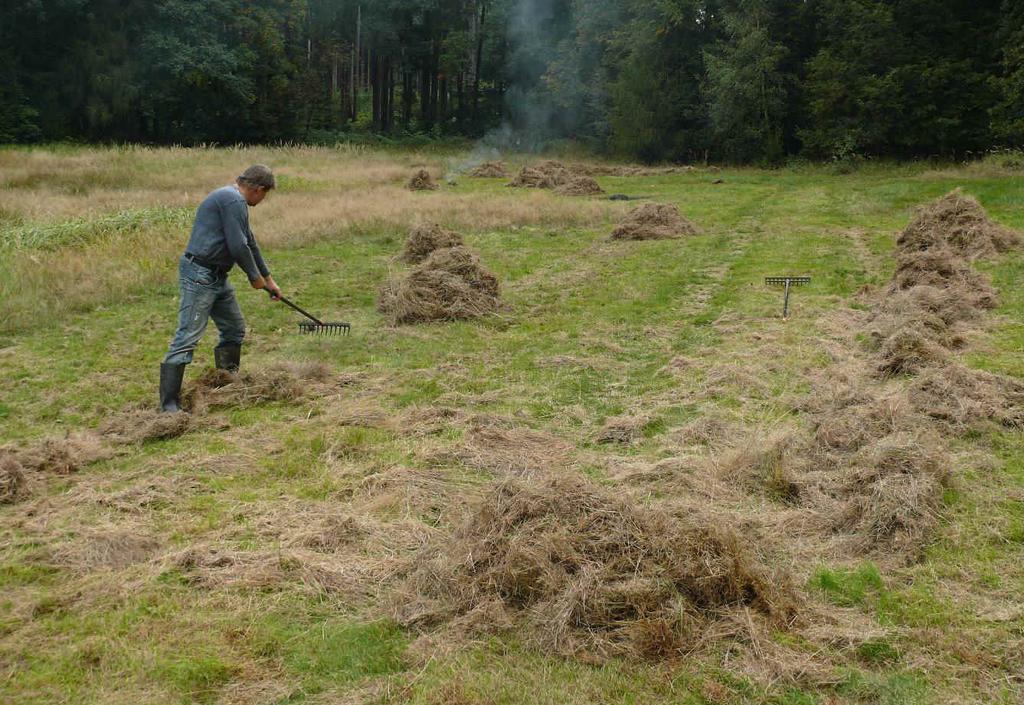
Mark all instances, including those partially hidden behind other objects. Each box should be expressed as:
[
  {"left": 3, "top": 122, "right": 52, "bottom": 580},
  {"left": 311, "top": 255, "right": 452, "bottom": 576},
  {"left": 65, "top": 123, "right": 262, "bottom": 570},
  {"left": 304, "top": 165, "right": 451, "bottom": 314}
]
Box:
[
  {"left": 812, "top": 392, "right": 911, "bottom": 454},
  {"left": 834, "top": 432, "right": 951, "bottom": 556},
  {"left": 49, "top": 527, "right": 161, "bottom": 572},
  {"left": 98, "top": 408, "right": 193, "bottom": 444},
  {"left": 555, "top": 176, "right": 605, "bottom": 197},
  {"left": 401, "top": 223, "right": 464, "bottom": 264},
  {"left": 909, "top": 363, "right": 1024, "bottom": 431},
  {"left": 715, "top": 430, "right": 803, "bottom": 503},
  {"left": 571, "top": 163, "right": 697, "bottom": 177},
  {"left": 378, "top": 246, "right": 501, "bottom": 325},
  {"left": 392, "top": 476, "right": 797, "bottom": 660},
  {"left": 457, "top": 416, "right": 574, "bottom": 476},
  {"left": 596, "top": 415, "right": 648, "bottom": 445},
  {"left": 468, "top": 160, "right": 508, "bottom": 178},
  {"left": 182, "top": 361, "right": 333, "bottom": 412},
  {"left": 882, "top": 284, "right": 982, "bottom": 327},
  {"left": 507, "top": 160, "right": 571, "bottom": 189},
  {"left": 875, "top": 323, "right": 951, "bottom": 377},
  {"left": 0, "top": 454, "right": 28, "bottom": 504},
  {"left": 896, "top": 189, "right": 1019, "bottom": 259},
  {"left": 355, "top": 466, "right": 473, "bottom": 522},
  {"left": 888, "top": 247, "right": 997, "bottom": 307},
  {"left": 166, "top": 545, "right": 374, "bottom": 599},
  {"left": 407, "top": 168, "right": 439, "bottom": 191},
  {"left": 610, "top": 203, "right": 699, "bottom": 241},
  {"left": 11, "top": 432, "right": 113, "bottom": 475}
]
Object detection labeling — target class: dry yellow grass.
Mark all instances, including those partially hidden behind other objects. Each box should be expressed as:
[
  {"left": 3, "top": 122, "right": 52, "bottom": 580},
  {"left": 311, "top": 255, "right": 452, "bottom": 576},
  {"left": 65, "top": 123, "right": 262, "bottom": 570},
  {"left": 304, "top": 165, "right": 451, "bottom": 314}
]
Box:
[{"left": 0, "top": 145, "right": 621, "bottom": 332}]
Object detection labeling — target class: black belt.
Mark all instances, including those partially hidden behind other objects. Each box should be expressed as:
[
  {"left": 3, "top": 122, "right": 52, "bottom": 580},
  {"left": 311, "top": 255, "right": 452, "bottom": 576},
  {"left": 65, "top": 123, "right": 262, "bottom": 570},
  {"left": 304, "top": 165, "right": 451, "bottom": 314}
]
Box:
[{"left": 185, "top": 252, "right": 230, "bottom": 274}]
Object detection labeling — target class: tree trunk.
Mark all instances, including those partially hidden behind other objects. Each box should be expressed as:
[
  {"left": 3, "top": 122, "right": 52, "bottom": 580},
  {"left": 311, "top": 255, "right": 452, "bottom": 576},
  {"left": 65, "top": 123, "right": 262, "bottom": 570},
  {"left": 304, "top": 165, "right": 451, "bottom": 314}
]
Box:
[
  {"left": 351, "top": 5, "right": 361, "bottom": 122},
  {"left": 472, "top": 1, "right": 486, "bottom": 126}
]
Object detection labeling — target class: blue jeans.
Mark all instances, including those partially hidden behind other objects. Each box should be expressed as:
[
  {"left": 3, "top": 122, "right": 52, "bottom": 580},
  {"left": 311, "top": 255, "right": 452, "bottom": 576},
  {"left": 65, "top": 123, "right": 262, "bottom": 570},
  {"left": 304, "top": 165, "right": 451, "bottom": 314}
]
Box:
[{"left": 164, "top": 255, "right": 246, "bottom": 365}]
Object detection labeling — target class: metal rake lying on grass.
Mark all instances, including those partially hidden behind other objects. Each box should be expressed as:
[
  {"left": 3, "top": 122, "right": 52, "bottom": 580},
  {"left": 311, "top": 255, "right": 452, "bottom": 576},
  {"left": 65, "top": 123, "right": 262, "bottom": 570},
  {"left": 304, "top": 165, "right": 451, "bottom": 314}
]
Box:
[{"left": 268, "top": 291, "right": 350, "bottom": 335}]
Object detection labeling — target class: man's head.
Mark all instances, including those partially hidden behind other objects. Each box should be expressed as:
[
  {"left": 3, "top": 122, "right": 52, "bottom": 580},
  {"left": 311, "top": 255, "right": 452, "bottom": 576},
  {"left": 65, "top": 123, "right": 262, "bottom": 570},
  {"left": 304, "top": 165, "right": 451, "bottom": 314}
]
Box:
[{"left": 236, "top": 164, "right": 275, "bottom": 206}]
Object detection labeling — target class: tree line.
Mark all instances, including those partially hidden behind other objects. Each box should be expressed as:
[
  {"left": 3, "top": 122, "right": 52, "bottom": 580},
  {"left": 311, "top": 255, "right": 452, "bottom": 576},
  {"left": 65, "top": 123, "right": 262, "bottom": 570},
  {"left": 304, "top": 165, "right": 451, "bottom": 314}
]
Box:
[{"left": 1, "top": 0, "right": 1021, "bottom": 163}]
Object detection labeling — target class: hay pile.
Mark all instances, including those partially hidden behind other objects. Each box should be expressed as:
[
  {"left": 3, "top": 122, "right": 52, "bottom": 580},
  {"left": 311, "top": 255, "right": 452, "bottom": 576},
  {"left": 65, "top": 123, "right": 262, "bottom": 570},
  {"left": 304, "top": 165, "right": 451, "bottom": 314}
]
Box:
[
  {"left": 782, "top": 191, "right": 1021, "bottom": 558},
  {"left": 0, "top": 454, "right": 27, "bottom": 503},
  {"left": 379, "top": 246, "right": 500, "bottom": 325},
  {"left": 407, "top": 169, "right": 439, "bottom": 191},
  {"left": 555, "top": 176, "right": 605, "bottom": 196},
  {"left": 401, "top": 223, "right": 464, "bottom": 264},
  {"left": 99, "top": 409, "right": 193, "bottom": 444},
  {"left": 896, "top": 189, "right": 1019, "bottom": 258},
  {"left": 507, "top": 160, "right": 571, "bottom": 189},
  {"left": 468, "top": 161, "right": 508, "bottom": 178},
  {"left": 873, "top": 190, "right": 1017, "bottom": 379},
  {"left": 182, "top": 362, "right": 332, "bottom": 413},
  {"left": 393, "top": 476, "right": 796, "bottom": 659},
  {"left": 11, "top": 433, "right": 113, "bottom": 475},
  {"left": 611, "top": 203, "right": 699, "bottom": 240}
]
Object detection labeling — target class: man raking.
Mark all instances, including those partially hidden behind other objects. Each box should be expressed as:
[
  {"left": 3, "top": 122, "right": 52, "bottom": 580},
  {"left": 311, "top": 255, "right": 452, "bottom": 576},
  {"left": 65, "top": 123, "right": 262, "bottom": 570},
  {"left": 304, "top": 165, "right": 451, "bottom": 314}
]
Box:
[{"left": 159, "top": 165, "right": 283, "bottom": 412}]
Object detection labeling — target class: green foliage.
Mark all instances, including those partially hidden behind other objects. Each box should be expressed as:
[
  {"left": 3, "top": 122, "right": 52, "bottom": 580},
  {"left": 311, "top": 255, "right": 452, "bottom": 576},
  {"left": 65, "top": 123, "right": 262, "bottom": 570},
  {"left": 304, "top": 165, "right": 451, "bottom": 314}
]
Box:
[{"left": 0, "top": 0, "right": 1016, "bottom": 160}]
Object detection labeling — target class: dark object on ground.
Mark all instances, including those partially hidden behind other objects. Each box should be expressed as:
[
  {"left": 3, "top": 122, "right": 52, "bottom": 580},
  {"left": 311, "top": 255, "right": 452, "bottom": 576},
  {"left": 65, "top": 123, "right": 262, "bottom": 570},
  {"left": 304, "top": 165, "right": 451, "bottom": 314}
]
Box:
[
  {"left": 608, "top": 194, "right": 641, "bottom": 201},
  {"left": 712, "top": 179, "right": 725, "bottom": 184}
]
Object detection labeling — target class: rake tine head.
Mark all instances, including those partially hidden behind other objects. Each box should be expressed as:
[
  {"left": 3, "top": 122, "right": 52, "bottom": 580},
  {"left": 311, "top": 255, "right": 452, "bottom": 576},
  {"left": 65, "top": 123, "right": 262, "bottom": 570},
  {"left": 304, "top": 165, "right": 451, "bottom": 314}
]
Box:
[{"left": 297, "top": 321, "right": 350, "bottom": 336}]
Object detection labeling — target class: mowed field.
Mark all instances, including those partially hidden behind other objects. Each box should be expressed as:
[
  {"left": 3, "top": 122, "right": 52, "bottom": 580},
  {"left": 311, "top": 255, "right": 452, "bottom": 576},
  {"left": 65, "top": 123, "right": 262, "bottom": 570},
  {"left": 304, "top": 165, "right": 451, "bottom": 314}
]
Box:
[{"left": 1, "top": 145, "right": 1023, "bottom": 705}]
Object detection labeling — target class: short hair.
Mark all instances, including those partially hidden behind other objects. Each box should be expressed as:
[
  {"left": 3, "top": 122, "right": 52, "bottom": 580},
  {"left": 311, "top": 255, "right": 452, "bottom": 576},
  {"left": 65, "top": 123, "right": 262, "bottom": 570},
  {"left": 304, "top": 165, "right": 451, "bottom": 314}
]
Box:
[{"left": 238, "top": 164, "right": 276, "bottom": 190}]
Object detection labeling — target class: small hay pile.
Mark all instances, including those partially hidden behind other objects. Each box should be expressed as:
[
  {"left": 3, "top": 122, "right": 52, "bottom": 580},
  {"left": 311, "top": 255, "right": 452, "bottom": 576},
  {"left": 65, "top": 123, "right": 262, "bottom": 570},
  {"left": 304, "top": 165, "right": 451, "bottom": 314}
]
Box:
[
  {"left": 596, "top": 415, "right": 648, "bottom": 445},
  {"left": 468, "top": 161, "right": 508, "bottom": 178},
  {"left": 897, "top": 189, "right": 1019, "bottom": 258},
  {"left": 407, "top": 169, "right": 439, "bottom": 191},
  {"left": 392, "top": 476, "right": 796, "bottom": 659},
  {"left": 0, "top": 454, "right": 27, "bottom": 504},
  {"left": 378, "top": 246, "right": 500, "bottom": 325},
  {"left": 401, "top": 223, "right": 464, "bottom": 264},
  {"left": 611, "top": 203, "right": 699, "bottom": 240},
  {"left": 555, "top": 176, "right": 605, "bottom": 196},
  {"left": 12, "top": 433, "right": 112, "bottom": 475},
  {"left": 182, "top": 362, "right": 332, "bottom": 412},
  {"left": 507, "top": 160, "right": 571, "bottom": 189},
  {"left": 457, "top": 416, "right": 574, "bottom": 477},
  {"left": 99, "top": 409, "right": 193, "bottom": 444}
]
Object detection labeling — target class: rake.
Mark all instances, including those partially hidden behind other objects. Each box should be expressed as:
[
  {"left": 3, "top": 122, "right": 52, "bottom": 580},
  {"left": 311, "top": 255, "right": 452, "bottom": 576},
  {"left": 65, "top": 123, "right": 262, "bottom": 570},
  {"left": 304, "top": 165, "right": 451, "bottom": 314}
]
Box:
[
  {"left": 765, "top": 276, "right": 810, "bottom": 319},
  {"left": 268, "top": 291, "right": 350, "bottom": 335}
]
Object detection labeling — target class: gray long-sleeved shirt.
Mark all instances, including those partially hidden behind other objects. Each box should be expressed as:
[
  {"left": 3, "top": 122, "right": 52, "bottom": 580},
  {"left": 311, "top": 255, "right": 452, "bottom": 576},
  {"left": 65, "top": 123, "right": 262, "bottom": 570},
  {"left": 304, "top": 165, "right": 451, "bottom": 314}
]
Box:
[{"left": 184, "top": 186, "right": 270, "bottom": 281}]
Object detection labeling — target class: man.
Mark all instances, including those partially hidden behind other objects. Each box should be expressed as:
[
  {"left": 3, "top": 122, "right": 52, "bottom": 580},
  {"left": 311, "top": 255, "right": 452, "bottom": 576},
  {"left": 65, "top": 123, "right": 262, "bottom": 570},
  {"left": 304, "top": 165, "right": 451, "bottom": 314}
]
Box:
[{"left": 159, "top": 164, "right": 283, "bottom": 412}]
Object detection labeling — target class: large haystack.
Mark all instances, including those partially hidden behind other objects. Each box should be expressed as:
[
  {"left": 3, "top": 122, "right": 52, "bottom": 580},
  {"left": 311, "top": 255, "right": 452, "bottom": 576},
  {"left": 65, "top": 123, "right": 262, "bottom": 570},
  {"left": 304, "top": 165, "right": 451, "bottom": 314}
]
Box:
[
  {"left": 611, "top": 203, "right": 699, "bottom": 240},
  {"left": 378, "top": 246, "right": 500, "bottom": 325},
  {"left": 897, "top": 189, "right": 1019, "bottom": 258},
  {"left": 507, "top": 160, "right": 571, "bottom": 189},
  {"left": 468, "top": 161, "right": 508, "bottom": 178},
  {"left": 401, "top": 223, "right": 464, "bottom": 264},
  {"left": 392, "top": 476, "right": 796, "bottom": 659},
  {"left": 407, "top": 169, "right": 439, "bottom": 191}
]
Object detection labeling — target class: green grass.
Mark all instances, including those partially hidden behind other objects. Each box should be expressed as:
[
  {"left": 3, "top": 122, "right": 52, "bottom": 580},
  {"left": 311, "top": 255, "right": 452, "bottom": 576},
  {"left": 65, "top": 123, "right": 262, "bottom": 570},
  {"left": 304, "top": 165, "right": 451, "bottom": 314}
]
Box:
[{"left": 1, "top": 147, "right": 1023, "bottom": 704}]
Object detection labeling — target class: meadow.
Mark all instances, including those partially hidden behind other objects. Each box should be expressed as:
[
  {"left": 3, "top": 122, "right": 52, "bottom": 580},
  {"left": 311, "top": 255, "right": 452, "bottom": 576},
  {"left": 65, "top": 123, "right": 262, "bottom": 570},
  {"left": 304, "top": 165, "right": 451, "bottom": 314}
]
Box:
[{"left": 1, "top": 145, "right": 1023, "bottom": 704}]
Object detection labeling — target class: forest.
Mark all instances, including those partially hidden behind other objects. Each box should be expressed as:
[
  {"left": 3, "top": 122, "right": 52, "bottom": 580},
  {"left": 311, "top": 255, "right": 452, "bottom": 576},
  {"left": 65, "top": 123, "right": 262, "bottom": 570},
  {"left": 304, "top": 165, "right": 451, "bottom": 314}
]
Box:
[{"left": 2, "top": 0, "right": 1022, "bottom": 163}]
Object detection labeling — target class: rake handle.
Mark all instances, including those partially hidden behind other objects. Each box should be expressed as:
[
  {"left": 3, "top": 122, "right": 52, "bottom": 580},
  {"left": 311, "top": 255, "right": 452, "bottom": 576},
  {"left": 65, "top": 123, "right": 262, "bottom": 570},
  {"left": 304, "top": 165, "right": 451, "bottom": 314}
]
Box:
[{"left": 267, "top": 290, "right": 324, "bottom": 326}]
